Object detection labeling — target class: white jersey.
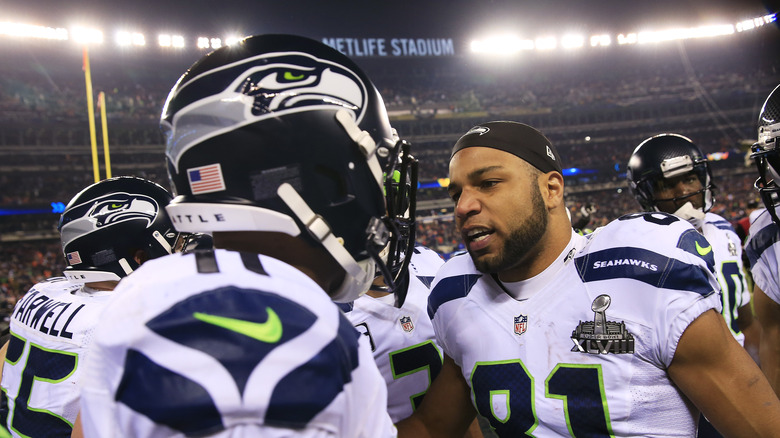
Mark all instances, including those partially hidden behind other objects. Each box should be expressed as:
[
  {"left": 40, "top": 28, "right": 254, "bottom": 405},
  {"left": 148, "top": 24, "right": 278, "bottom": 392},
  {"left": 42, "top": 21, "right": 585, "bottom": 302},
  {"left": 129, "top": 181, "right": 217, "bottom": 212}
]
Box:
[
  {"left": 78, "top": 249, "right": 396, "bottom": 438},
  {"left": 746, "top": 208, "right": 780, "bottom": 305},
  {"left": 701, "top": 212, "right": 750, "bottom": 345},
  {"left": 1, "top": 277, "right": 112, "bottom": 438},
  {"left": 342, "top": 245, "right": 444, "bottom": 423},
  {"left": 429, "top": 212, "right": 721, "bottom": 437}
]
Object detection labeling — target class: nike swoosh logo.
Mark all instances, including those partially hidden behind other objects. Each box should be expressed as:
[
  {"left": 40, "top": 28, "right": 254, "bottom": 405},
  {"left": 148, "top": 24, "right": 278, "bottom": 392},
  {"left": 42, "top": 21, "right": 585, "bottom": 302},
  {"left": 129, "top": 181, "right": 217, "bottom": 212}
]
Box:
[
  {"left": 695, "top": 241, "right": 713, "bottom": 256},
  {"left": 193, "top": 308, "right": 282, "bottom": 343}
]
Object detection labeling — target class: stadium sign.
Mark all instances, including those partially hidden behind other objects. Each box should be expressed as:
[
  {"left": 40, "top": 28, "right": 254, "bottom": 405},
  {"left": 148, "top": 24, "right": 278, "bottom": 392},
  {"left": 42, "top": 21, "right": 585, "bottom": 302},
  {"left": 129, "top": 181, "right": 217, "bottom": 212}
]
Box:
[{"left": 322, "top": 37, "right": 455, "bottom": 57}]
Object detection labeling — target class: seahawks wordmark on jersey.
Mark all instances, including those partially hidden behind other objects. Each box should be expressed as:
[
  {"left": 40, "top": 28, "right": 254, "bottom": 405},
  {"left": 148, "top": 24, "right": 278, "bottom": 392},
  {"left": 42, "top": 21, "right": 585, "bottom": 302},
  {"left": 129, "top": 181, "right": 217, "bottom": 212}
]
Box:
[
  {"left": 1, "top": 277, "right": 112, "bottom": 438},
  {"left": 343, "top": 245, "right": 443, "bottom": 423},
  {"left": 746, "top": 207, "right": 780, "bottom": 305},
  {"left": 701, "top": 212, "right": 750, "bottom": 345},
  {"left": 78, "top": 250, "right": 396, "bottom": 438},
  {"left": 429, "top": 212, "right": 721, "bottom": 437}
]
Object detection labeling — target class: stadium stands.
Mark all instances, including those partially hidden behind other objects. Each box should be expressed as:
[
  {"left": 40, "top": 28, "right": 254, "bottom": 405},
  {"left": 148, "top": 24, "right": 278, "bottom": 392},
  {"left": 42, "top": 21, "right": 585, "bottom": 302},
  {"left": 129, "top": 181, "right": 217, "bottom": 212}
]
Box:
[{"left": 1, "top": 28, "right": 778, "bottom": 307}]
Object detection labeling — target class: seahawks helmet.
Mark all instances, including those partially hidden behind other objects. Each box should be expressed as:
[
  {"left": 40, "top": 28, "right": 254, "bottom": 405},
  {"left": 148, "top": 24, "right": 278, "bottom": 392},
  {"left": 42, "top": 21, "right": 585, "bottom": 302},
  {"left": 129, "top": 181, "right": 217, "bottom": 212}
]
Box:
[
  {"left": 58, "top": 176, "right": 180, "bottom": 283},
  {"left": 160, "top": 34, "right": 415, "bottom": 303},
  {"left": 751, "top": 84, "right": 780, "bottom": 226},
  {"left": 627, "top": 133, "right": 715, "bottom": 227}
]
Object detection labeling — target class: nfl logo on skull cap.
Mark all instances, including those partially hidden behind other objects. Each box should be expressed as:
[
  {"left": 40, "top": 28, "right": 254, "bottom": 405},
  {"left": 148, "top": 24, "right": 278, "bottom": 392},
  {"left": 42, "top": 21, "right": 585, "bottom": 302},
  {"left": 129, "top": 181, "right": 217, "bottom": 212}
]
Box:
[
  {"left": 514, "top": 315, "right": 528, "bottom": 336},
  {"left": 400, "top": 316, "right": 414, "bottom": 332},
  {"left": 188, "top": 163, "right": 226, "bottom": 195}
]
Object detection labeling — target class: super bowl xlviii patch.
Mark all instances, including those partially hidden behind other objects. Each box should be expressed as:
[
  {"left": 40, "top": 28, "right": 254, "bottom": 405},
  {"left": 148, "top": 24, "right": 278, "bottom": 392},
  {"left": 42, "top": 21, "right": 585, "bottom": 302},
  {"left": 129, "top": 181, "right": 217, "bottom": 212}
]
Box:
[
  {"left": 514, "top": 315, "right": 528, "bottom": 336},
  {"left": 400, "top": 316, "right": 414, "bottom": 333},
  {"left": 571, "top": 294, "right": 634, "bottom": 355}
]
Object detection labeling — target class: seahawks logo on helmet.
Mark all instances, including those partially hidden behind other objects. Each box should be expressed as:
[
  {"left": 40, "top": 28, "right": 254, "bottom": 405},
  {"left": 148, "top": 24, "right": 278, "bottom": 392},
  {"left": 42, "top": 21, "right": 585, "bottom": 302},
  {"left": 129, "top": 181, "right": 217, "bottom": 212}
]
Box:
[
  {"left": 162, "top": 51, "right": 369, "bottom": 170},
  {"left": 88, "top": 194, "right": 158, "bottom": 227},
  {"left": 60, "top": 193, "right": 159, "bottom": 247}
]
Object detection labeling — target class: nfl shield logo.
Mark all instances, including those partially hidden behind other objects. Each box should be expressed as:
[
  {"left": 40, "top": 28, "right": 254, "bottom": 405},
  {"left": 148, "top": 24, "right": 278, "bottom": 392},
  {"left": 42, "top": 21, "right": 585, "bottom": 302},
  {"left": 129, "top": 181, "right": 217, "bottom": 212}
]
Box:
[
  {"left": 514, "top": 315, "right": 528, "bottom": 336},
  {"left": 400, "top": 316, "right": 414, "bottom": 332}
]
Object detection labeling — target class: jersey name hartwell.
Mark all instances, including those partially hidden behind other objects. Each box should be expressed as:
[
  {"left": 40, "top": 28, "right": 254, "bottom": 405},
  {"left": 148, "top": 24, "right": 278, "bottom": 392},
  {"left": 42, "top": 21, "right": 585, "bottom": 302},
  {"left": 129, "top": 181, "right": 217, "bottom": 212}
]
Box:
[{"left": 12, "top": 290, "right": 84, "bottom": 339}]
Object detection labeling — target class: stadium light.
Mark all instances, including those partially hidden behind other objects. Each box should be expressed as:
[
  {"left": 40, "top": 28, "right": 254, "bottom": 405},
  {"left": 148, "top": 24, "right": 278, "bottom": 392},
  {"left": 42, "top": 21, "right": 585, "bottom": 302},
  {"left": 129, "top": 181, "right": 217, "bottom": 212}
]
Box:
[
  {"left": 71, "top": 26, "right": 103, "bottom": 44},
  {"left": 636, "top": 24, "right": 734, "bottom": 44},
  {"left": 590, "top": 34, "right": 611, "bottom": 47},
  {"left": 617, "top": 33, "right": 638, "bottom": 45},
  {"left": 225, "top": 36, "right": 246, "bottom": 46},
  {"left": 561, "top": 34, "right": 584, "bottom": 49},
  {"left": 535, "top": 37, "right": 557, "bottom": 50},
  {"left": 210, "top": 37, "right": 222, "bottom": 49},
  {"left": 470, "top": 35, "right": 534, "bottom": 55},
  {"left": 0, "top": 22, "right": 68, "bottom": 40},
  {"left": 117, "top": 31, "right": 145, "bottom": 46},
  {"left": 171, "top": 35, "right": 184, "bottom": 48},
  {"left": 197, "top": 37, "right": 210, "bottom": 49}
]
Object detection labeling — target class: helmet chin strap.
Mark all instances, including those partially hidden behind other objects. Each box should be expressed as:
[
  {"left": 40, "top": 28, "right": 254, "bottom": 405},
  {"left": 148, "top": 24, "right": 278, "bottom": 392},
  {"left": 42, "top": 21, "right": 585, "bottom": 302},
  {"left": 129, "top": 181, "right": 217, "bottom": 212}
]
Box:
[
  {"left": 276, "top": 182, "right": 375, "bottom": 303},
  {"left": 672, "top": 201, "right": 706, "bottom": 230}
]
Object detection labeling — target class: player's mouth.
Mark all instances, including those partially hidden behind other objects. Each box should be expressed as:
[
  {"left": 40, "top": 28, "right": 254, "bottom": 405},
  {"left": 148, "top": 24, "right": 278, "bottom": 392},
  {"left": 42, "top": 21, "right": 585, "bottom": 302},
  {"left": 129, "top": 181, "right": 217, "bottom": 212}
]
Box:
[{"left": 464, "top": 226, "right": 494, "bottom": 252}]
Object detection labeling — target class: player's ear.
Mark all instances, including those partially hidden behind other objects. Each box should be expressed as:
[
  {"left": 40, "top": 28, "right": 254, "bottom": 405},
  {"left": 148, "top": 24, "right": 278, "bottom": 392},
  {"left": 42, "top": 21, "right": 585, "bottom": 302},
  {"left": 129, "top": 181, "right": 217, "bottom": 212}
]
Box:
[{"left": 540, "top": 171, "right": 564, "bottom": 207}]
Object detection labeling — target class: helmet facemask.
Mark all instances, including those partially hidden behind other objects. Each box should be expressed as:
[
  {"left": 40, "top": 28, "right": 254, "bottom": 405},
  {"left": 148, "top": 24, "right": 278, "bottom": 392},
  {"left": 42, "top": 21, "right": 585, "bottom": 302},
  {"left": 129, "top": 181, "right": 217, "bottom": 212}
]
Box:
[
  {"left": 752, "top": 84, "right": 780, "bottom": 227},
  {"left": 752, "top": 132, "right": 780, "bottom": 227},
  {"left": 367, "top": 139, "right": 418, "bottom": 307}
]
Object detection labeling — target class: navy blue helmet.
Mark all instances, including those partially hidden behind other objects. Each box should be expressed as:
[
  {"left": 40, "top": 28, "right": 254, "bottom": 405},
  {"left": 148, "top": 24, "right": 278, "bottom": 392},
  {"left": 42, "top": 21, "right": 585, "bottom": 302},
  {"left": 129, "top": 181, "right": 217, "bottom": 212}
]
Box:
[
  {"left": 160, "top": 34, "right": 415, "bottom": 302},
  {"left": 58, "top": 176, "right": 180, "bottom": 283},
  {"left": 751, "top": 84, "right": 780, "bottom": 226},
  {"left": 627, "top": 133, "right": 714, "bottom": 216}
]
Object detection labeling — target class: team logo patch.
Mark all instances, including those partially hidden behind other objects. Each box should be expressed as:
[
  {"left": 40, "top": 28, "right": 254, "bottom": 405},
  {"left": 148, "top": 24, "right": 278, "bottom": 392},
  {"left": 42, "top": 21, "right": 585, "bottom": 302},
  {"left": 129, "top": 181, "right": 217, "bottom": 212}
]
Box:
[
  {"left": 66, "top": 251, "right": 82, "bottom": 265},
  {"left": 571, "top": 294, "right": 634, "bottom": 355},
  {"left": 188, "top": 163, "right": 226, "bottom": 195},
  {"left": 466, "top": 126, "right": 489, "bottom": 136},
  {"left": 400, "top": 316, "right": 414, "bottom": 332},
  {"left": 514, "top": 314, "right": 528, "bottom": 336}
]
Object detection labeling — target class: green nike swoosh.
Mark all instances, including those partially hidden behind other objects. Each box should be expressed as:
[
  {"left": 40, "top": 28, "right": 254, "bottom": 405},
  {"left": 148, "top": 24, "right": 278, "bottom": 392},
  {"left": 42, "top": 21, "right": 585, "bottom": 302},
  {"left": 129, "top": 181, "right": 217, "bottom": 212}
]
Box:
[
  {"left": 193, "top": 308, "right": 282, "bottom": 343},
  {"left": 695, "top": 241, "right": 713, "bottom": 256}
]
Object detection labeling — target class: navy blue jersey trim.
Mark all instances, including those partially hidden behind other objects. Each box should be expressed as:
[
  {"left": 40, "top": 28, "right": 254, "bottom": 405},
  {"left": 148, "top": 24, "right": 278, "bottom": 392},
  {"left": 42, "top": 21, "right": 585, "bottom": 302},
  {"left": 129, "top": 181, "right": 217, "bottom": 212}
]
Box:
[
  {"left": 746, "top": 223, "right": 780, "bottom": 268},
  {"left": 676, "top": 228, "right": 715, "bottom": 272},
  {"left": 428, "top": 274, "right": 482, "bottom": 319},
  {"left": 575, "top": 247, "right": 714, "bottom": 297},
  {"left": 416, "top": 275, "right": 435, "bottom": 289},
  {"left": 116, "top": 349, "right": 224, "bottom": 436}
]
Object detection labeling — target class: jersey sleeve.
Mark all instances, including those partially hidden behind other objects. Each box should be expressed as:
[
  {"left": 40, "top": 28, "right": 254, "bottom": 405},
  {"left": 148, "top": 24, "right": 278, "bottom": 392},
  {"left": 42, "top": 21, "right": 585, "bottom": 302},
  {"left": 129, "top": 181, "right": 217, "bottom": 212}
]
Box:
[{"left": 591, "top": 213, "right": 723, "bottom": 368}]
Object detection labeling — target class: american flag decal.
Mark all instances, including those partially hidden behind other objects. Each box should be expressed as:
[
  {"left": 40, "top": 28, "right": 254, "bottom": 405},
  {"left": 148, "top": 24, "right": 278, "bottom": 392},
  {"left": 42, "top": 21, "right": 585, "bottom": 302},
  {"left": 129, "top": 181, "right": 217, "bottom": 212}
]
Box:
[
  {"left": 66, "top": 251, "right": 82, "bottom": 265},
  {"left": 188, "top": 164, "right": 226, "bottom": 195}
]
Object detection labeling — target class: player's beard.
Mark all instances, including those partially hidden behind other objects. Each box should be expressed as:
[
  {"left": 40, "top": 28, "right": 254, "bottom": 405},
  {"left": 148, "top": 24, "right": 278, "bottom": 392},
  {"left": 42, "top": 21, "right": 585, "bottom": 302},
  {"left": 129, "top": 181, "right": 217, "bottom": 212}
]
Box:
[{"left": 471, "top": 182, "right": 548, "bottom": 274}]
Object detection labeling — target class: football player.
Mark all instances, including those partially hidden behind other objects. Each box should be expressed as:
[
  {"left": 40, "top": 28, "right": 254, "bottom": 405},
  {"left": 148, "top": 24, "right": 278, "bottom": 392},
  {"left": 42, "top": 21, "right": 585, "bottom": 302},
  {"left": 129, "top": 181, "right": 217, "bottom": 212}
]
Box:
[
  {"left": 747, "top": 83, "right": 780, "bottom": 395},
  {"left": 397, "top": 121, "right": 780, "bottom": 437},
  {"left": 0, "top": 176, "right": 181, "bottom": 438},
  {"left": 626, "top": 134, "right": 756, "bottom": 354},
  {"left": 627, "top": 134, "right": 758, "bottom": 437},
  {"left": 77, "top": 34, "right": 404, "bottom": 437}
]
